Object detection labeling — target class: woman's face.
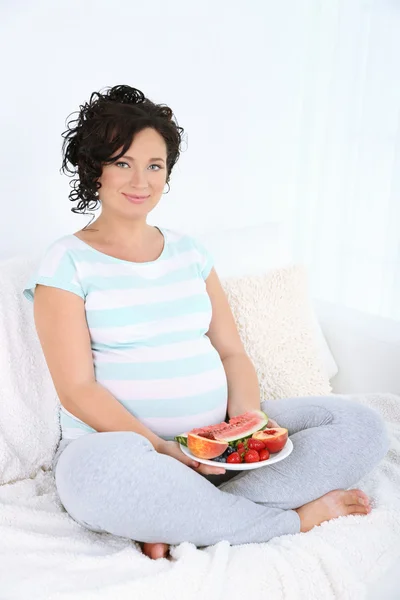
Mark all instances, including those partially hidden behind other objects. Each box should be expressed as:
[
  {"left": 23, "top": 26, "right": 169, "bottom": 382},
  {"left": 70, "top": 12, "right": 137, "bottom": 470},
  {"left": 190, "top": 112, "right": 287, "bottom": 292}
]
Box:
[{"left": 97, "top": 127, "right": 168, "bottom": 220}]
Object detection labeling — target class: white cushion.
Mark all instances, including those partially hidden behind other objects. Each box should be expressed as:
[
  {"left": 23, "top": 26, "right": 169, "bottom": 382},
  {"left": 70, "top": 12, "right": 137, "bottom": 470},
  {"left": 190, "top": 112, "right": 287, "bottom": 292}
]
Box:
[
  {"left": 198, "top": 222, "right": 339, "bottom": 381},
  {"left": 221, "top": 265, "right": 332, "bottom": 401}
]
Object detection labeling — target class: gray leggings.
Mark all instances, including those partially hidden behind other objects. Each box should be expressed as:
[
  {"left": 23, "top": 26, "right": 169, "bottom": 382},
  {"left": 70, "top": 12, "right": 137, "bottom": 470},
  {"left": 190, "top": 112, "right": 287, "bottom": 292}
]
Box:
[{"left": 53, "top": 395, "right": 390, "bottom": 547}]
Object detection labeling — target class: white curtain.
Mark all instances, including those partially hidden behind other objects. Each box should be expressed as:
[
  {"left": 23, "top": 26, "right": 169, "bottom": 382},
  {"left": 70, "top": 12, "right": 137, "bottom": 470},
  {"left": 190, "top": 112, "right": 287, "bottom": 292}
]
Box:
[{"left": 286, "top": 0, "right": 400, "bottom": 321}]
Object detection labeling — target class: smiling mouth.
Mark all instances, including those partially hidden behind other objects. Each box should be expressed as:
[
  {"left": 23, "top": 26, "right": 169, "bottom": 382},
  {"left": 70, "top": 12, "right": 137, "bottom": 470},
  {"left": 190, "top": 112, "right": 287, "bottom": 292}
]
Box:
[
  {"left": 123, "top": 193, "right": 149, "bottom": 199},
  {"left": 122, "top": 193, "right": 150, "bottom": 204}
]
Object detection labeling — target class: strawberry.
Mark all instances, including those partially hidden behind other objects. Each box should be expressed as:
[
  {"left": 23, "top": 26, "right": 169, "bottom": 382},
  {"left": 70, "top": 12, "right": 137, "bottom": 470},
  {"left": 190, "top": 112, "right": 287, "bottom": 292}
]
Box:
[
  {"left": 226, "top": 452, "right": 242, "bottom": 464},
  {"left": 244, "top": 449, "right": 260, "bottom": 463},
  {"left": 259, "top": 448, "right": 270, "bottom": 461},
  {"left": 248, "top": 438, "right": 266, "bottom": 451}
]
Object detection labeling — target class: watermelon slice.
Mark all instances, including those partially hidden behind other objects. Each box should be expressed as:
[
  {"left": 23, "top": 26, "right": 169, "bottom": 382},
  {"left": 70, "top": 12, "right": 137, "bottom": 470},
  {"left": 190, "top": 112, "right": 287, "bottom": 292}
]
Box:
[{"left": 175, "top": 409, "right": 269, "bottom": 448}]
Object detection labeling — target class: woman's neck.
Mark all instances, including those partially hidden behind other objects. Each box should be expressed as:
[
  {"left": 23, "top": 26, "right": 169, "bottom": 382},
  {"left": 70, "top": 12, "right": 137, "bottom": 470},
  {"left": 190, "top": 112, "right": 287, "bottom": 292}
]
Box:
[{"left": 81, "top": 216, "right": 152, "bottom": 249}]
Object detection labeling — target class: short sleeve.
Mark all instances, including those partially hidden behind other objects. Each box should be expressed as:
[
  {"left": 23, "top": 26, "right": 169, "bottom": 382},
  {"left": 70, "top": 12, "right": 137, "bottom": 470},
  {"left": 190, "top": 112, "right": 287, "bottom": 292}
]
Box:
[
  {"left": 192, "top": 236, "right": 214, "bottom": 280},
  {"left": 23, "top": 241, "right": 85, "bottom": 302}
]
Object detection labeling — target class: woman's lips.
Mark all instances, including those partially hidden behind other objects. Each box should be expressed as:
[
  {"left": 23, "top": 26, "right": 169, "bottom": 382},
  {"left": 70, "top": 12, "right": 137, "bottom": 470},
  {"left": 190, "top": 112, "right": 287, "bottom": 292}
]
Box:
[{"left": 122, "top": 193, "right": 150, "bottom": 204}]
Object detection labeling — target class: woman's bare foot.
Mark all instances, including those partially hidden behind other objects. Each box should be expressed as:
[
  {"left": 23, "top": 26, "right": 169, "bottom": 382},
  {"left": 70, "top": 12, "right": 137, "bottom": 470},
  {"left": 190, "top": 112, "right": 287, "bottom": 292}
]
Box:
[
  {"left": 295, "top": 488, "right": 372, "bottom": 533},
  {"left": 141, "top": 542, "right": 170, "bottom": 560}
]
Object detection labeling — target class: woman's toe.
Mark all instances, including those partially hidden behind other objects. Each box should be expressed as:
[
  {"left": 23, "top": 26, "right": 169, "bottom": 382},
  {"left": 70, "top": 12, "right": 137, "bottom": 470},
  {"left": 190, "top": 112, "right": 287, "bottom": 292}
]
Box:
[{"left": 142, "top": 542, "right": 169, "bottom": 559}]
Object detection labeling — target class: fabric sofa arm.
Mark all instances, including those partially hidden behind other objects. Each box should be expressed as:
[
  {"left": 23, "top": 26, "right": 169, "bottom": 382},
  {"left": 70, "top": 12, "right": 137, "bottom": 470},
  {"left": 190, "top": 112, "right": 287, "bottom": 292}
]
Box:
[{"left": 313, "top": 299, "right": 400, "bottom": 395}]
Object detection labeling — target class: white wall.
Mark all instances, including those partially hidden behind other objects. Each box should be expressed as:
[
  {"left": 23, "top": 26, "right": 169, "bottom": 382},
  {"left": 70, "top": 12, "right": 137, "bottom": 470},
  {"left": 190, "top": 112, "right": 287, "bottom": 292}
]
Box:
[
  {"left": 0, "top": 0, "right": 313, "bottom": 260},
  {"left": 2, "top": 1, "right": 399, "bottom": 324}
]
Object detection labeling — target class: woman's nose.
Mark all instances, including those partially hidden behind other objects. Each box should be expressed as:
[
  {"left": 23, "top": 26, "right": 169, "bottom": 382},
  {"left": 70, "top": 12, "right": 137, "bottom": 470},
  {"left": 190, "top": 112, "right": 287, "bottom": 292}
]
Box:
[{"left": 130, "top": 169, "right": 148, "bottom": 186}]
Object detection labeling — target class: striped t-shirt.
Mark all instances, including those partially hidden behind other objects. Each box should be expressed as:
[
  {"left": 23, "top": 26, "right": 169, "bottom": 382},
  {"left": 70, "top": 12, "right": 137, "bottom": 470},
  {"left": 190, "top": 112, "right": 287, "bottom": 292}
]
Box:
[{"left": 23, "top": 226, "right": 228, "bottom": 442}]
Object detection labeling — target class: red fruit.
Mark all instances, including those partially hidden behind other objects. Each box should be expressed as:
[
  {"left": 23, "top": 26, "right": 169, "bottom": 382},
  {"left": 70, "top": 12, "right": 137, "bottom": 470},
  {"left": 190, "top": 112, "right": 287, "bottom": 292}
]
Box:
[
  {"left": 187, "top": 409, "right": 269, "bottom": 447},
  {"left": 259, "top": 448, "right": 270, "bottom": 461},
  {"left": 187, "top": 432, "right": 228, "bottom": 459},
  {"left": 252, "top": 427, "right": 288, "bottom": 453},
  {"left": 244, "top": 449, "right": 260, "bottom": 463},
  {"left": 248, "top": 438, "right": 266, "bottom": 451},
  {"left": 227, "top": 452, "right": 242, "bottom": 464},
  {"left": 237, "top": 442, "right": 246, "bottom": 458}
]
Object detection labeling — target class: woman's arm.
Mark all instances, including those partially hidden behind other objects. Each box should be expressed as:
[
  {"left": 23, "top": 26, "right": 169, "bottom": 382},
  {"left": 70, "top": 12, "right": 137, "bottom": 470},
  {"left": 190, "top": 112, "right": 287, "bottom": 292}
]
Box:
[
  {"left": 33, "top": 284, "right": 166, "bottom": 451},
  {"left": 205, "top": 268, "right": 279, "bottom": 425}
]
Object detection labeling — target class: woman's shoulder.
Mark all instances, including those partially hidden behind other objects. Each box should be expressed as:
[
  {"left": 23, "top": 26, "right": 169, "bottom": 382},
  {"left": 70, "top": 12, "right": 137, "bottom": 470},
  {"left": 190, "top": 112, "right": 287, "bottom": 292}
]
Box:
[
  {"left": 33, "top": 233, "right": 89, "bottom": 279},
  {"left": 43, "top": 233, "right": 83, "bottom": 253},
  {"left": 162, "top": 227, "right": 213, "bottom": 279},
  {"left": 37, "top": 234, "right": 94, "bottom": 267},
  {"left": 162, "top": 227, "right": 206, "bottom": 250},
  {"left": 23, "top": 234, "right": 86, "bottom": 303},
  {"left": 32, "top": 234, "right": 76, "bottom": 261}
]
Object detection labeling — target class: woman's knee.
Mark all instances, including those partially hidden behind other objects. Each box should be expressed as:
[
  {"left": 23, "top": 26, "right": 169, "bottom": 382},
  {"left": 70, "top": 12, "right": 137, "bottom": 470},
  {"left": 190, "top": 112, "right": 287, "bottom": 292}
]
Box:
[
  {"left": 55, "top": 431, "right": 155, "bottom": 526},
  {"left": 358, "top": 403, "right": 391, "bottom": 460},
  {"left": 56, "top": 431, "right": 154, "bottom": 477},
  {"left": 264, "top": 394, "right": 391, "bottom": 463},
  {"left": 330, "top": 397, "right": 391, "bottom": 463}
]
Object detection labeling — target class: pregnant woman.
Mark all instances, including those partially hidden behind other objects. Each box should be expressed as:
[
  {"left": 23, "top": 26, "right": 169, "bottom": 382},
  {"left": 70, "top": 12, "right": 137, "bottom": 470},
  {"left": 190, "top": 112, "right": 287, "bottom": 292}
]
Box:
[{"left": 23, "top": 84, "right": 390, "bottom": 560}]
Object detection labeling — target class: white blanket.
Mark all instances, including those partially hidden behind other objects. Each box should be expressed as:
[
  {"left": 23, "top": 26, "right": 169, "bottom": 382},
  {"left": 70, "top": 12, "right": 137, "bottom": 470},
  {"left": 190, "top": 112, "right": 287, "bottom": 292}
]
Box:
[
  {"left": 0, "top": 256, "right": 61, "bottom": 485},
  {"left": 0, "top": 391, "right": 399, "bottom": 600}
]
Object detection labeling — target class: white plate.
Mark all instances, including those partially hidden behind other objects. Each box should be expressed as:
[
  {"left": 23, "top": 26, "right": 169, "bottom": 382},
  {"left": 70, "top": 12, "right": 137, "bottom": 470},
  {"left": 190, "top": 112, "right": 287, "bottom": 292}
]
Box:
[{"left": 179, "top": 438, "right": 293, "bottom": 470}]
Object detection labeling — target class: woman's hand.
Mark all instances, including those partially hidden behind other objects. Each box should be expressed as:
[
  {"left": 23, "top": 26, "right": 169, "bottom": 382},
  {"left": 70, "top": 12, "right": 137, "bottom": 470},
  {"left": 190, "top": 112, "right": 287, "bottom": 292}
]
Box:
[
  {"left": 157, "top": 440, "right": 227, "bottom": 476},
  {"left": 267, "top": 418, "right": 280, "bottom": 428}
]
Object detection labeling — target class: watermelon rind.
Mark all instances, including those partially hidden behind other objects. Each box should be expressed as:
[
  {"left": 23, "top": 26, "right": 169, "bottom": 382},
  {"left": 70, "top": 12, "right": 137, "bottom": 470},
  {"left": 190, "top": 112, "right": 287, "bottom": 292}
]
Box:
[
  {"left": 175, "top": 434, "right": 190, "bottom": 446},
  {"left": 174, "top": 409, "right": 269, "bottom": 448}
]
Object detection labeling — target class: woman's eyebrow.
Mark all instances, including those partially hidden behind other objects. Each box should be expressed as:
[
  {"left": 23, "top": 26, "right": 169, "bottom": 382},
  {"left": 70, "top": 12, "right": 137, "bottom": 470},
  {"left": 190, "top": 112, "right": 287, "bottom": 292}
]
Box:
[{"left": 121, "top": 155, "right": 165, "bottom": 163}]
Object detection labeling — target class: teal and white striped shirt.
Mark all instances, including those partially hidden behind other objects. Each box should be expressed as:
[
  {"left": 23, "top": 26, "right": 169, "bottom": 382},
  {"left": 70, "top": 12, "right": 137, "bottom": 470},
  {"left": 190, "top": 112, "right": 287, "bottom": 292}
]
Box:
[{"left": 23, "top": 227, "right": 228, "bottom": 442}]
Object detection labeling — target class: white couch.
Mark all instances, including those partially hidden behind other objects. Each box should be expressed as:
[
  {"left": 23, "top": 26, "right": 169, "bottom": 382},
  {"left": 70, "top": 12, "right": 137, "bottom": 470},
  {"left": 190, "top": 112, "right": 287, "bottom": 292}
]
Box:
[{"left": 0, "top": 222, "right": 399, "bottom": 599}]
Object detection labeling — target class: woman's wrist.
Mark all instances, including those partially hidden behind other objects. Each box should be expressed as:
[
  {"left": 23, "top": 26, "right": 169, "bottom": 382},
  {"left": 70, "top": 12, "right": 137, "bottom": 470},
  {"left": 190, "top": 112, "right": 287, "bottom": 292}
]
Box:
[{"left": 153, "top": 437, "right": 168, "bottom": 453}]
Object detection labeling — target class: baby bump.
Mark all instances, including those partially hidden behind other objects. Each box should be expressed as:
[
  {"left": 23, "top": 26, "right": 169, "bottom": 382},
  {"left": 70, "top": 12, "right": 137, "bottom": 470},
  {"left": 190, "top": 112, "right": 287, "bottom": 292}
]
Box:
[{"left": 95, "top": 349, "right": 229, "bottom": 440}]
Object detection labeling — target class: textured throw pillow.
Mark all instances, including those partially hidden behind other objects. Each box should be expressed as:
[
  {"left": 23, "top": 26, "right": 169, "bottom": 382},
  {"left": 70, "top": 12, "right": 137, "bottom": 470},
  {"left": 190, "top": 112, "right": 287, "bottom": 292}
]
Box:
[{"left": 220, "top": 264, "right": 333, "bottom": 402}]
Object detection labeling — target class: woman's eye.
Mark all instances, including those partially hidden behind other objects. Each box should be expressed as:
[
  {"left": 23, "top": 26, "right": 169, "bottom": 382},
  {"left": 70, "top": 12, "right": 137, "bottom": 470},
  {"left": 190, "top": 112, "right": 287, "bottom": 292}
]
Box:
[{"left": 116, "top": 161, "right": 163, "bottom": 171}]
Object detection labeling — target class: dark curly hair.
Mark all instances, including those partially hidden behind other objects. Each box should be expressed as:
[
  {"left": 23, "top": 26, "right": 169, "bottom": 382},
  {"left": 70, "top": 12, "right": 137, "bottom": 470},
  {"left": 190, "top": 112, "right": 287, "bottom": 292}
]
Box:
[{"left": 60, "top": 84, "right": 185, "bottom": 220}]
